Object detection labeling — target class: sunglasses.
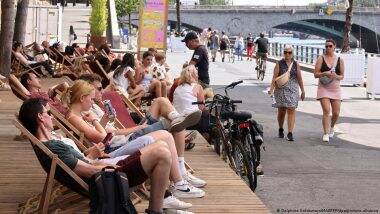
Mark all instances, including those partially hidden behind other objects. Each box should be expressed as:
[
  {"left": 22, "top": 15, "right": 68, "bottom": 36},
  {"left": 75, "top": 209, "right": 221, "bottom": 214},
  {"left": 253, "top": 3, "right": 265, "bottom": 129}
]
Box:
[
  {"left": 284, "top": 51, "right": 293, "bottom": 54},
  {"left": 325, "top": 45, "right": 333, "bottom": 48},
  {"left": 96, "top": 86, "right": 102, "bottom": 91},
  {"left": 42, "top": 110, "right": 52, "bottom": 116}
]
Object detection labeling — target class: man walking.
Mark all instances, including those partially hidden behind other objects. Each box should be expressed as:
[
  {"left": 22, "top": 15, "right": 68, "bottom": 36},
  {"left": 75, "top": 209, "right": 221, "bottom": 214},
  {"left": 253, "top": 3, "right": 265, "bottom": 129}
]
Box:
[{"left": 209, "top": 31, "right": 220, "bottom": 62}]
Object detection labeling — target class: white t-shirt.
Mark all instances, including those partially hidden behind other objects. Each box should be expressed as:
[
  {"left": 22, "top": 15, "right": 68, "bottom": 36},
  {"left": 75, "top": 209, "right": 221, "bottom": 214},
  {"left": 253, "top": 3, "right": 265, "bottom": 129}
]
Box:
[
  {"left": 173, "top": 83, "right": 199, "bottom": 115},
  {"left": 109, "top": 66, "right": 135, "bottom": 94}
]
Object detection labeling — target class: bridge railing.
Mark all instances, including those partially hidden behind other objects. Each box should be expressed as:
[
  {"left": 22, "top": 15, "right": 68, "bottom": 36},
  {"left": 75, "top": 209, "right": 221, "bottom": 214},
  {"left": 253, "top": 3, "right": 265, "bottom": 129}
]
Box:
[
  {"left": 269, "top": 43, "right": 325, "bottom": 65},
  {"left": 168, "top": 5, "right": 380, "bottom": 13}
]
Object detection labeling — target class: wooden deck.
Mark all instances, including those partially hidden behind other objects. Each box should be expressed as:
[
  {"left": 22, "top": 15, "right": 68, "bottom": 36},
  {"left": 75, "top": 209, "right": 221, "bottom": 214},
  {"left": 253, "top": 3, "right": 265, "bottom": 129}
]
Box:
[{"left": 0, "top": 78, "right": 269, "bottom": 213}]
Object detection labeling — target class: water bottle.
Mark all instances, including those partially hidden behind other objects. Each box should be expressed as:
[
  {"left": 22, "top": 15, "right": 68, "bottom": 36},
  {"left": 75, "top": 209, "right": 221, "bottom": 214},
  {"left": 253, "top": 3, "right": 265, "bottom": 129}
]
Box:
[{"left": 104, "top": 100, "right": 116, "bottom": 129}]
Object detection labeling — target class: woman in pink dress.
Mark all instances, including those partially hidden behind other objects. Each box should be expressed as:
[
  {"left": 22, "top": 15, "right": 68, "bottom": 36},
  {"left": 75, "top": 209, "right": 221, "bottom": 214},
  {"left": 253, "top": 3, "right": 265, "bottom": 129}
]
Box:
[{"left": 314, "top": 39, "right": 345, "bottom": 143}]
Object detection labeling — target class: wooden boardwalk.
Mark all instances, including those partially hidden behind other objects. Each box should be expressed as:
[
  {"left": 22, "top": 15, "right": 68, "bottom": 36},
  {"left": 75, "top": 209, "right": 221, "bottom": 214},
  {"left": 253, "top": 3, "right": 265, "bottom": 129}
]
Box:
[{"left": 0, "top": 78, "right": 269, "bottom": 213}]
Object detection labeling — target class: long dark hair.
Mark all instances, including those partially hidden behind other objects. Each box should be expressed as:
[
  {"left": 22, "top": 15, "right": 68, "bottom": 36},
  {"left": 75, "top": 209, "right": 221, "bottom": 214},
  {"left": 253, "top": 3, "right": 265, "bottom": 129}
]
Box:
[{"left": 113, "top": 52, "right": 135, "bottom": 78}]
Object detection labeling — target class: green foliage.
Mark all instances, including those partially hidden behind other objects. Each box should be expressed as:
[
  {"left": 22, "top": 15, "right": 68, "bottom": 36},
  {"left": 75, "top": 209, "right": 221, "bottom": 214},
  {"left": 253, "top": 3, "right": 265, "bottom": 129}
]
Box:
[
  {"left": 89, "top": 0, "right": 108, "bottom": 36},
  {"left": 115, "top": 0, "right": 140, "bottom": 18}
]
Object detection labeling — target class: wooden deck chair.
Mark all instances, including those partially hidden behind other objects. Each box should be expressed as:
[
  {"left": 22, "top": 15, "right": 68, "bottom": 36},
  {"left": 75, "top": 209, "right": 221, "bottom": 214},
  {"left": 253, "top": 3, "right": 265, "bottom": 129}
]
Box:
[
  {"left": 106, "top": 92, "right": 195, "bottom": 174},
  {"left": 48, "top": 105, "right": 145, "bottom": 203},
  {"left": 13, "top": 119, "right": 89, "bottom": 214},
  {"left": 87, "top": 60, "right": 111, "bottom": 88},
  {"left": 11, "top": 51, "right": 44, "bottom": 78}
]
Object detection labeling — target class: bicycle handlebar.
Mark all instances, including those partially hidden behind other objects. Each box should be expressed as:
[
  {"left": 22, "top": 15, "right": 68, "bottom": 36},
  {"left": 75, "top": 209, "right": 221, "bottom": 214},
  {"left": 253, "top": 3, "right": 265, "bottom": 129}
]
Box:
[
  {"left": 226, "top": 80, "right": 243, "bottom": 89},
  {"left": 192, "top": 100, "right": 242, "bottom": 105}
]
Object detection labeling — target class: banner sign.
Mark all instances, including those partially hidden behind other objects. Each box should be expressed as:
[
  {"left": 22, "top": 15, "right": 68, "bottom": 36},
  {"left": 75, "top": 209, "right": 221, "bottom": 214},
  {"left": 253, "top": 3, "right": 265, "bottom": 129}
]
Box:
[{"left": 138, "top": 0, "right": 169, "bottom": 50}]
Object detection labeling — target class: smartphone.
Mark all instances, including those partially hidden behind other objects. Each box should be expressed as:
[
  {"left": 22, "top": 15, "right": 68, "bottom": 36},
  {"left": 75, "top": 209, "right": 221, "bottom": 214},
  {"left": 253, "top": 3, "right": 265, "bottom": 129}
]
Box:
[{"left": 102, "top": 133, "right": 113, "bottom": 146}]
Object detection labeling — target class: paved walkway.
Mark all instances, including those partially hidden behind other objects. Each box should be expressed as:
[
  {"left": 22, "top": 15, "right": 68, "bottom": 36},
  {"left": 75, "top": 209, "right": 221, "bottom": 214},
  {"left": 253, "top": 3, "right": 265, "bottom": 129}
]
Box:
[{"left": 167, "top": 51, "right": 380, "bottom": 212}]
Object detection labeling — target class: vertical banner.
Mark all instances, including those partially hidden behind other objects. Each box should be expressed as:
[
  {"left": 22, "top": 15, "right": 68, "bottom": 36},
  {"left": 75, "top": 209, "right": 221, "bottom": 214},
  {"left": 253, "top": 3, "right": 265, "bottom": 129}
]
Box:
[{"left": 138, "top": 0, "right": 169, "bottom": 52}]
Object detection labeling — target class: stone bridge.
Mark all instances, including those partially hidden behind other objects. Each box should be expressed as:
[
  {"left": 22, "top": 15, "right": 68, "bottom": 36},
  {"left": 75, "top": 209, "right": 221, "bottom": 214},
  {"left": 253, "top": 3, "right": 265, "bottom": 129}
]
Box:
[{"left": 129, "top": 6, "right": 380, "bottom": 53}]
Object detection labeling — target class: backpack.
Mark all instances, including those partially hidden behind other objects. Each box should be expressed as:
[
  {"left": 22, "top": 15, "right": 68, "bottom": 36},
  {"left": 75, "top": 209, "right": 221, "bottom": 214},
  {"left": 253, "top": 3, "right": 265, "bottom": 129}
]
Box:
[{"left": 89, "top": 167, "right": 137, "bottom": 214}]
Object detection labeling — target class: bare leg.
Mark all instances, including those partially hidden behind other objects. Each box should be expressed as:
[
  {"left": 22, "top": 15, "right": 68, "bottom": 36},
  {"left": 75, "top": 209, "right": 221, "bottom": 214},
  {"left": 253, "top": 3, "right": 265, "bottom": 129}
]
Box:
[
  {"left": 139, "top": 141, "right": 171, "bottom": 212},
  {"left": 160, "top": 80, "right": 167, "bottom": 97},
  {"left": 147, "top": 130, "right": 183, "bottom": 183},
  {"left": 330, "top": 99, "right": 341, "bottom": 129},
  {"left": 277, "top": 107, "right": 287, "bottom": 129},
  {"left": 172, "top": 130, "right": 185, "bottom": 157},
  {"left": 287, "top": 108, "right": 296, "bottom": 133},
  {"left": 149, "top": 97, "right": 175, "bottom": 120},
  {"left": 320, "top": 98, "right": 331, "bottom": 134},
  {"left": 149, "top": 79, "right": 162, "bottom": 97}
]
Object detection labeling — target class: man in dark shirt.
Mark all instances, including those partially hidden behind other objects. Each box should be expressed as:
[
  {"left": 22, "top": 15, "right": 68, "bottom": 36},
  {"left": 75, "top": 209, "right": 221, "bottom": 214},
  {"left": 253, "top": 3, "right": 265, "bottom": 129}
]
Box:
[
  {"left": 254, "top": 32, "right": 269, "bottom": 70},
  {"left": 182, "top": 31, "right": 210, "bottom": 87}
]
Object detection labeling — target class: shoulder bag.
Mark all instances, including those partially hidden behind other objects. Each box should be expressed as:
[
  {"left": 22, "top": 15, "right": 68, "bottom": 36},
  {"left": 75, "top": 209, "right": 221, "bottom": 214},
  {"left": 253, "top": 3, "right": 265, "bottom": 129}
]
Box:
[{"left": 274, "top": 61, "right": 294, "bottom": 88}]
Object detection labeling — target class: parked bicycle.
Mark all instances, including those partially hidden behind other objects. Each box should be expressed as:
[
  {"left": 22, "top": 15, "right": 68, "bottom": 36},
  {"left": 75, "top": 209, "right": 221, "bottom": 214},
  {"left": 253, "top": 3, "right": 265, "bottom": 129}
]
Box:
[{"left": 193, "top": 81, "right": 264, "bottom": 191}]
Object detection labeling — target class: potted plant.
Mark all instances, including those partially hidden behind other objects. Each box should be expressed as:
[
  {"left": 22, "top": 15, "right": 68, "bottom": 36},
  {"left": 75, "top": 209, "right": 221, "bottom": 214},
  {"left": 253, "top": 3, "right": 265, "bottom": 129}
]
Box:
[{"left": 89, "top": 0, "right": 108, "bottom": 47}]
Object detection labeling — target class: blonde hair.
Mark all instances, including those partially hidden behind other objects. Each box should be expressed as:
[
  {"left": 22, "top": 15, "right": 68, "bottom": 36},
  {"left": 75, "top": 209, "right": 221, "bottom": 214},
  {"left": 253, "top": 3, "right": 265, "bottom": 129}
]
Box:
[
  {"left": 179, "top": 65, "right": 197, "bottom": 85},
  {"left": 61, "top": 80, "right": 94, "bottom": 107}
]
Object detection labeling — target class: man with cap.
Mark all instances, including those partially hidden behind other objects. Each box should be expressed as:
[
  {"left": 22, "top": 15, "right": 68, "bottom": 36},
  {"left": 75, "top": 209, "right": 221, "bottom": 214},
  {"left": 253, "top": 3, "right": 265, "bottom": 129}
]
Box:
[{"left": 182, "top": 31, "right": 210, "bottom": 87}]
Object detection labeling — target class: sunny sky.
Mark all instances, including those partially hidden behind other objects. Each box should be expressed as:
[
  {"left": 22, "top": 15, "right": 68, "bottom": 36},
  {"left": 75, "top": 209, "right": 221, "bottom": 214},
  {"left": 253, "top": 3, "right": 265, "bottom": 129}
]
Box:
[{"left": 231, "top": 0, "right": 327, "bottom": 6}]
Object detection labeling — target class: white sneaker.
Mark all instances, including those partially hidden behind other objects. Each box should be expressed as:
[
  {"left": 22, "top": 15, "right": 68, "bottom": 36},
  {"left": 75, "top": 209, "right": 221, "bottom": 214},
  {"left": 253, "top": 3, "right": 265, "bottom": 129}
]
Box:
[
  {"left": 164, "top": 209, "right": 194, "bottom": 214},
  {"left": 183, "top": 172, "right": 207, "bottom": 188},
  {"left": 163, "top": 195, "right": 192, "bottom": 210},
  {"left": 329, "top": 127, "right": 335, "bottom": 138},
  {"left": 169, "top": 110, "right": 202, "bottom": 132},
  {"left": 171, "top": 181, "right": 205, "bottom": 198},
  {"left": 322, "top": 134, "right": 330, "bottom": 143}
]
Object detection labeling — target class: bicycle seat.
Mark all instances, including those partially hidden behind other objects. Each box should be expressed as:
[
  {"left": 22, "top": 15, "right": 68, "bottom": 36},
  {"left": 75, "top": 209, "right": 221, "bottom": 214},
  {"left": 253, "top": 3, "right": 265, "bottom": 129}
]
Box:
[{"left": 221, "top": 111, "right": 252, "bottom": 121}]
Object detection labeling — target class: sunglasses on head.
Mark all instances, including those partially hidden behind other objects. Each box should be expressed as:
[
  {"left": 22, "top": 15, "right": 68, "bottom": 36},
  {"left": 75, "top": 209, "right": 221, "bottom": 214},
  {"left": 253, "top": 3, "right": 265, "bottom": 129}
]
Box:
[
  {"left": 284, "top": 51, "right": 293, "bottom": 54},
  {"left": 42, "top": 110, "right": 52, "bottom": 116},
  {"left": 325, "top": 45, "right": 333, "bottom": 48}
]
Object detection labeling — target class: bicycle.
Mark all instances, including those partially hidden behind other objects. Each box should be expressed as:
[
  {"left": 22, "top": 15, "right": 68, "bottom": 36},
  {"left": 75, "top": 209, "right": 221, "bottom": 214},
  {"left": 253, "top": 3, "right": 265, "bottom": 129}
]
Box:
[
  {"left": 255, "top": 54, "right": 266, "bottom": 81},
  {"left": 193, "top": 81, "right": 264, "bottom": 191}
]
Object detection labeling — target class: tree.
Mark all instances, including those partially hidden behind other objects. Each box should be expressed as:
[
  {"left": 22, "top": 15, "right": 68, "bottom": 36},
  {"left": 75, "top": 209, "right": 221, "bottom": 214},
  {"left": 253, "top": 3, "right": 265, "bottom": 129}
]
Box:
[
  {"left": 176, "top": 0, "right": 181, "bottom": 33},
  {"left": 13, "top": 0, "right": 29, "bottom": 43},
  {"left": 341, "top": 0, "right": 353, "bottom": 53},
  {"left": 115, "top": 0, "right": 139, "bottom": 32},
  {"left": 0, "top": 0, "right": 16, "bottom": 77},
  {"left": 89, "top": 0, "right": 108, "bottom": 36}
]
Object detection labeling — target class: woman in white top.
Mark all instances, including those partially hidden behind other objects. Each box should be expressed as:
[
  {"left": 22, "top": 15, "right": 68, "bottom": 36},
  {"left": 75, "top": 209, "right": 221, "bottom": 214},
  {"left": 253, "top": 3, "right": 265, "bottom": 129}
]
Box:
[
  {"left": 109, "top": 52, "right": 145, "bottom": 105},
  {"left": 173, "top": 65, "right": 205, "bottom": 115}
]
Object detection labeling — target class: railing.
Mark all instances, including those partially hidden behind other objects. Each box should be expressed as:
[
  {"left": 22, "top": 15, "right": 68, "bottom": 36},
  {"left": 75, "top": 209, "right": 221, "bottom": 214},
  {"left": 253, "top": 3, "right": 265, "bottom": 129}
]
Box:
[
  {"left": 168, "top": 5, "right": 380, "bottom": 13},
  {"left": 269, "top": 43, "right": 325, "bottom": 65}
]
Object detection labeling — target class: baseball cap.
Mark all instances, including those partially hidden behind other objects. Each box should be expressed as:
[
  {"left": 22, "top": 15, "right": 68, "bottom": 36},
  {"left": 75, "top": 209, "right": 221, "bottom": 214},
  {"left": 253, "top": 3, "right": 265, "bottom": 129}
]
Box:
[{"left": 181, "top": 31, "right": 198, "bottom": 42}]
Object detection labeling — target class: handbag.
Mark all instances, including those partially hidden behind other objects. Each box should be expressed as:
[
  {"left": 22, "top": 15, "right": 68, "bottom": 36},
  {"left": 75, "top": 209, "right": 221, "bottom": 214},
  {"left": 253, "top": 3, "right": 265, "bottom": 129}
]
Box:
[
  {"left": 274, "top": 61, "right": 293, "bottom": 88},
  {"left": 319, "top": 56, "right": 339, "bottom": 85}
]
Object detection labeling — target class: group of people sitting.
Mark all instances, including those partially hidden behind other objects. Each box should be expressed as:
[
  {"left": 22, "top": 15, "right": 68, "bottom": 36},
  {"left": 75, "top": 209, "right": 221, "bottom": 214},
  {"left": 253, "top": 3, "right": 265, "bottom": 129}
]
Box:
[{"left": 12, "top": 41, "right": 214, "bottom": 214}]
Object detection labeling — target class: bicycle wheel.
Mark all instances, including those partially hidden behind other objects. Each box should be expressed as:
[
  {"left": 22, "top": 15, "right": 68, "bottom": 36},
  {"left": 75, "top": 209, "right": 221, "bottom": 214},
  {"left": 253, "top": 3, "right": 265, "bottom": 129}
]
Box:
[
  {"left": 210, "top": 126, "right": 222, "bottom": 155},
  {"left": 245, "top": 134, "right": 258, "bottom": 190},
  {"left": 256, "top": 59, "right": 261, "bottom": 80},
  {"left": 231, "top": 139, "right": 256, "bottom": 191}
]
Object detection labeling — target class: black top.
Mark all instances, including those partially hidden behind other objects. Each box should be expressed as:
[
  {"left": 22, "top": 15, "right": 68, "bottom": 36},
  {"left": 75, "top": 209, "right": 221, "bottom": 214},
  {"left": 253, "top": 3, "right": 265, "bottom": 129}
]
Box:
[
  {"left": 321, "top": 56, "right": 341, "bottom": 75},
  {"left": 255, "top": 37, "right": 269, "bottom": 53},
  {"left": 278, "top": 59, "right": 297, "bottom": 78},
  {"left": 246, "top": 36, "right": 254, "bottom": 47},
  {"left": 191, "top": 45, "right": 210, "bottom": 85}
]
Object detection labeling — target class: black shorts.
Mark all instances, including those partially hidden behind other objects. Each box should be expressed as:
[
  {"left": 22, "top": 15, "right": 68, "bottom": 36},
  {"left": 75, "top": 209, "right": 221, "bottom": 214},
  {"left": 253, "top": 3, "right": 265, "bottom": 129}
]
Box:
[
  {"left": 116, "top": 151, "right": 148, "bottom": 187},
  {"left": 220, "top": 43, "right": 227, "bottom": 50}
]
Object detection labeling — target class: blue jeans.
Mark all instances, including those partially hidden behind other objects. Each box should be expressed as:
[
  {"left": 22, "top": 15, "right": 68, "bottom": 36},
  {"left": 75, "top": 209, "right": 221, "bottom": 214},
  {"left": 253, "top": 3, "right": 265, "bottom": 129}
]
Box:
[{"left": 129, "top": 113, "right": 166, "bottom": 140}]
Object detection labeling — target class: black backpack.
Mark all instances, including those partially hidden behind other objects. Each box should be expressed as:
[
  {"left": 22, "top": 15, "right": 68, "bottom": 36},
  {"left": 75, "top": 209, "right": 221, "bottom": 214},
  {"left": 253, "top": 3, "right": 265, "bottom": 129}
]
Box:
[{"left": 89, "top": 167, "right": 137, "bottom": 214}]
